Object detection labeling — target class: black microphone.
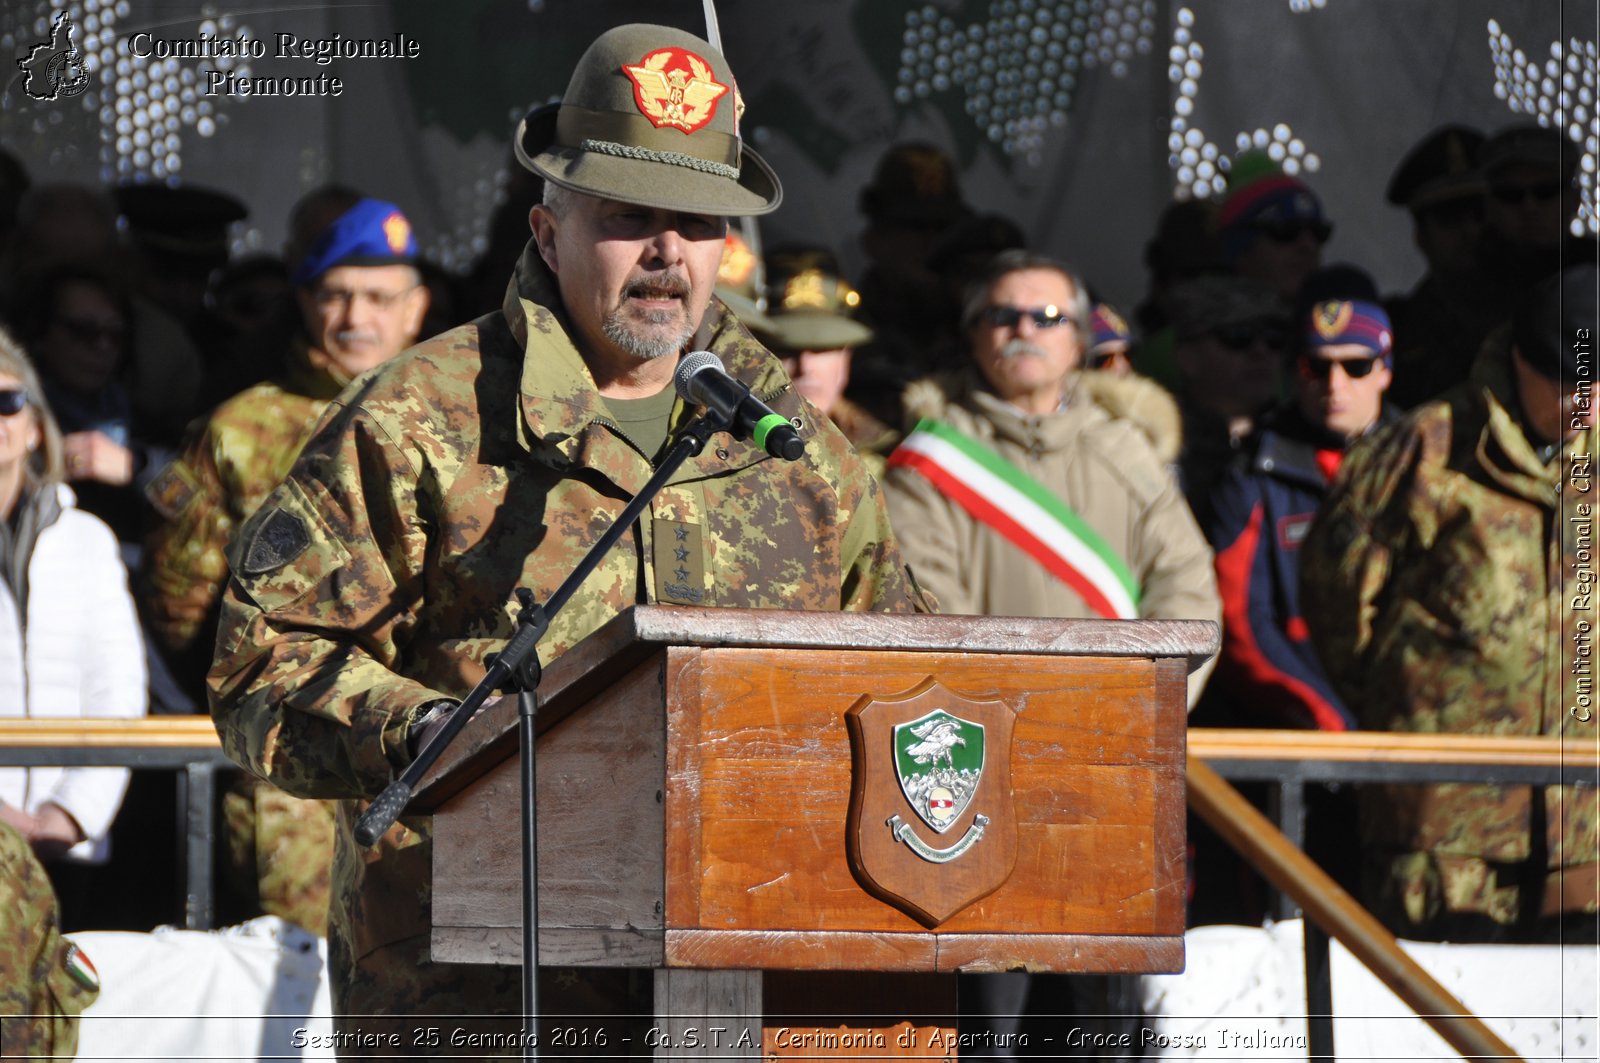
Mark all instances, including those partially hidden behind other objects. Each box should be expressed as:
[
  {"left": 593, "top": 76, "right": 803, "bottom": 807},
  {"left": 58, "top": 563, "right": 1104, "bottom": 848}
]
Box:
[{"left": 674, "top": 351, "right": 806, "bottom": 461}]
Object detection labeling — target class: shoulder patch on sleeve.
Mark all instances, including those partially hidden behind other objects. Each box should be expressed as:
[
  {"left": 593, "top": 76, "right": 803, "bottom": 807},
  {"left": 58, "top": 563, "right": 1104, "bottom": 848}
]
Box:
[
  {"left": 240, "top": 508, "right": 311, "bottom": 575},
  {"left": 144, "top": 460, "right": 200, "bottom": 520},
  {"left": 63, "top": 940, "right": 99, "bottom": 991}
]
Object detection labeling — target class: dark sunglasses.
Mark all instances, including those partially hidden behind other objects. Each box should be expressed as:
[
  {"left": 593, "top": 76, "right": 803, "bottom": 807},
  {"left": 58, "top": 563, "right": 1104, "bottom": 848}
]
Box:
[
  {"left": 1299, "top": 354, "right": 1381, "bottom": 381},
  {"left": 54, "top": 315, "right": 126, "bottom": 346},
  {"left": 1211, "top": 322, "right": 1288, "bottom": 352},
  {"left": 1489, "top": 181, "right": 1564, "bottom": 206},
  {"left": 978, "top": 304, "right": 1072, "bottom": 329},
  {"left": 0, "top": 388, "right": 28, "bottom": 416},
  {"left": 1251, "top": 219, "right": 1333, "bottom": 245}
]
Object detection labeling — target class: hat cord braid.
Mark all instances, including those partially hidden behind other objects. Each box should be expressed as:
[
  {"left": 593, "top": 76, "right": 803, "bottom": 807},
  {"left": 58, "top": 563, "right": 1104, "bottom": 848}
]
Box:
[{"left": 578, "top": 138, "right": 740, "bottom": 179}]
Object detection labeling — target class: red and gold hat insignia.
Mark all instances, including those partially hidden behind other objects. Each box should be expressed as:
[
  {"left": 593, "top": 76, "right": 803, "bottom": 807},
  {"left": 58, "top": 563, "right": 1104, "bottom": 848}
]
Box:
[
  {"left": 1312, "top": 300, "right": 1353, "bottom": 339},
  {"left": 718, "top": 232, "right": 757, "bottom": 287},
  {"left": 382, "top": 212, "right": 411, "bottom": 255},
  {"left": 622, "top": 48, "right": 728, "bottom": 134}
]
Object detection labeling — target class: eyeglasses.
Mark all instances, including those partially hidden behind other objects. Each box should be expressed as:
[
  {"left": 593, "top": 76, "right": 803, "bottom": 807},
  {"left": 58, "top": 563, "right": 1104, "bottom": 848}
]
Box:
[
  {"left": 53, "top": 315, "right": 126, "bottom": 346},
  {"left": 1211, "top": 322, "right": 1288, "bottom": 352},
  {"left": 1250, "top": 220, "right": 1333, "bottom": 245},
  {"left": 311, "top": 285, "right": 418, "bottom": 311},
  {"left": 1299, "top": 354, "right": 1382, "bottom": 381},
  {"left": 1488, "top": 181, "right": 1564, "bottom": 206},
  {"left": 0, "top": 388, "right": 28, "bottom": 416},
  {"left": 978, "top": 304, "right": 1072, "bottom": 329}
]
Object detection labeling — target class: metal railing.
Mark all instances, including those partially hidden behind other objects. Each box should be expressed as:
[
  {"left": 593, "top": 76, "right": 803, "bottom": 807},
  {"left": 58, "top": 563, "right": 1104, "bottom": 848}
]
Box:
[
  {"left": 0, "top": 718, "right": 231, "bottom": 929},
  {"left": 1190, "top": 728, "right": 1599, "bottom": 1062}
]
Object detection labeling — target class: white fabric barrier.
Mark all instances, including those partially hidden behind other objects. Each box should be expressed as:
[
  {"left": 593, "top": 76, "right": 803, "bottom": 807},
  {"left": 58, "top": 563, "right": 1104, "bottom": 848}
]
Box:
[
  {"left": 69, "top": 916, "right": 335, "bottom": 1061},
  {"left": 1141, "top": 919, "right": 1599, "bottom": 1060},
  {"left": 61, "top": 915, "right": 1599, "bottom": 1060}
]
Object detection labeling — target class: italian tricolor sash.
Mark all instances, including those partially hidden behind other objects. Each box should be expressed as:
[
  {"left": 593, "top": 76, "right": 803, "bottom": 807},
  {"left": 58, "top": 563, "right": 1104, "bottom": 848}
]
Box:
[{"left": 888, "top": 419, "right": 1141, "bottom": 619}]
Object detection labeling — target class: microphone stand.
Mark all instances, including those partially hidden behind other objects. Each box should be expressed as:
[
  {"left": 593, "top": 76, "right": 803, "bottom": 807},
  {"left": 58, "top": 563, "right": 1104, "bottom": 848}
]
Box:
[{"left": 354, "top": 404, "right": 735, "bottom": 1060}]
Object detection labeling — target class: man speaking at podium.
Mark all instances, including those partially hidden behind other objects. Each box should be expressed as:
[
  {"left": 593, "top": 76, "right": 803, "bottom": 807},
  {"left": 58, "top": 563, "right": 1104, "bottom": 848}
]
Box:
[{"left": 208, "top": 22, "right": 926, "bottom": 1038}]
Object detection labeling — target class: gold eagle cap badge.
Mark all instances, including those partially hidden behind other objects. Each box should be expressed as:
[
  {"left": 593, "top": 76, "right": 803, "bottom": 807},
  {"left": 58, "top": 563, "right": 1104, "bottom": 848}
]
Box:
[
  {"left": 382, "top": 212, "right": 411, "bottom": 255},
  {"left": 1312, "top": 300, "right": 1354, "bottom": 339},
  {"left": 621, "top": 48, "right": 729, "bottom": 134}
]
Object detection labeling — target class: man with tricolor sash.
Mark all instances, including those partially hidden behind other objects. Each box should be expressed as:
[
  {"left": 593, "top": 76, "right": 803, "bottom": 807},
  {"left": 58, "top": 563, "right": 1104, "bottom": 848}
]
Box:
[
  {"left": 883, "top": 249, "right": 1220, "bottom": 706},
  {"left": 883, "top": 248, "right": 1220, "bottom": 1043}
]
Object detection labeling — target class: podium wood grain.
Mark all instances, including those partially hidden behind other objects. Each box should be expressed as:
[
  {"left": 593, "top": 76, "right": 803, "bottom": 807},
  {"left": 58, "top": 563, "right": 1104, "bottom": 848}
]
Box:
[{"left": 425, "top": 614, "right": 1193, "bottom": 974}]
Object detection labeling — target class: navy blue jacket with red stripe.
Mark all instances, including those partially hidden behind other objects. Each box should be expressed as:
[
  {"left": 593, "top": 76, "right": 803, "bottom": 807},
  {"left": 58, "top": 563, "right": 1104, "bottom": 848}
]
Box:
[{"left": 1202, "top": 405, "right": 1395, "bottom": 730}]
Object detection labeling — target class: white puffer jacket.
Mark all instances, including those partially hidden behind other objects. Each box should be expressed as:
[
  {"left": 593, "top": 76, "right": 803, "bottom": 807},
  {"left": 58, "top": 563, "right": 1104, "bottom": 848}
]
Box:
[{"left": 0, "top": 483, "right": 147, "bottom": 863}]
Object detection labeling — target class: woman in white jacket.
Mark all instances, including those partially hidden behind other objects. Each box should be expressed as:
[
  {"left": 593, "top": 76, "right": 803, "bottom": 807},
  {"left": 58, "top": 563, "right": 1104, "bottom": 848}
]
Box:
[{"left": 0, "top": 327, "right": 146, "bottom": 888}]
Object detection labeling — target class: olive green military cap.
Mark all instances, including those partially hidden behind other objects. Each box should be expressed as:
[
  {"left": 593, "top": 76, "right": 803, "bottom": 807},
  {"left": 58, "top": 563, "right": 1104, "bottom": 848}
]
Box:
[
  {"left": 516, "top": 23, "right": 781, "bottom": 216},
  {"left": 757, "top": 248, "right": 874, "bottom": 351}
]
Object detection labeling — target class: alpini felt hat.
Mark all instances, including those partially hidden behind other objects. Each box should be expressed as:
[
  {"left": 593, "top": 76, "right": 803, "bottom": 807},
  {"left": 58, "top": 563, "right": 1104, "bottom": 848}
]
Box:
[
  {"left": 515, "top": 23, "right": 781, "bottom": 216},
  {"left": 757, "top": 248, "right": 874, "bottom": 351}
]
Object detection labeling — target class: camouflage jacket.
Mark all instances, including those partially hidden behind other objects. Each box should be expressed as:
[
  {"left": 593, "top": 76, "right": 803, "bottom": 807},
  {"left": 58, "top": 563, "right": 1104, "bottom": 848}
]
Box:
[
  {"left": 1302, "top": 330, "right": 1596, "bottom": 920},
  {"left": 0, "top": 823, "right": 98, "bottom": 1057},
  {"left": 829, "top": 396, "right": 901, "bottom": 479},
  {"left": 208, "top": 243, "right": 924, "bottom": 963},
  {"left": 145, "top": 344, "right": 346, "bottom": 655}
]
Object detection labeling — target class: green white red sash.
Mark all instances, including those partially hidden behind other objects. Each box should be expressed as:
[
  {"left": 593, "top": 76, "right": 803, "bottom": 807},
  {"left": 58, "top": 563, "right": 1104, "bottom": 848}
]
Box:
[{"left": 888, "top": 419, "right": 1141, "bottom": 619}]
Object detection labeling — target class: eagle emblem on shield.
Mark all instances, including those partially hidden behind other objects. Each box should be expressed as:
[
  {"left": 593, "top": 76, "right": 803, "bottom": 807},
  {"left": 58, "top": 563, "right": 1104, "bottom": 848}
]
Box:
[
  {"left": 895, "top": 711, "right": 983, "bottom": 833},
  {"left": 847, "top": 678, "right": 1018, "bottom": 927}
]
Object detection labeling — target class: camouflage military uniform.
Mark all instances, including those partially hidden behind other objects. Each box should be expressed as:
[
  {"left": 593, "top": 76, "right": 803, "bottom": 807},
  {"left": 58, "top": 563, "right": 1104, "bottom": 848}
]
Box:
[
  {"left": 146, "top": 344, "right": 345, "bottom": 937},
  {"left": 208, "top": 243, "right": 925, "bottom": 1031},
  {"left": 1302, "top": 329, "right": 1597, "bottom": 935},
  {"left": 828, "top": 395, "right": 900, "bottom": 478},
  {"left": 0, "top": 822, "right": 98, "bottom": 1057}
]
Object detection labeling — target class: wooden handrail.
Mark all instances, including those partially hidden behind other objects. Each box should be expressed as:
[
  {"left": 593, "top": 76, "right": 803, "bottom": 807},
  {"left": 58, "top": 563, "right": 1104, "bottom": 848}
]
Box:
[
  {"left": 1187, "top": 755, "right": 1523, "bottom": 1063},
  {"left": 0, "top": 718, "right": 220, "bottom": 748},
  {"left": 0, "top": 720, "right": 1585, "bottom": 764},
  {"left": 1189, "top": 727, "right": 1596, "bottom": 768}
]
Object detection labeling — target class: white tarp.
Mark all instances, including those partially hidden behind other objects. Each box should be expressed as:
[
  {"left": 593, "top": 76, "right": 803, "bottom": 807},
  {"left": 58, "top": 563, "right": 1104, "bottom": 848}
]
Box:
[
  {"left": 70, "top": 916, "right": 335, "bottom": 1062},
  {"left": 62, "top": 915, "right": 1597, "bottom": 1060},
  {"left": 1142, "top": 919, "right": 1600, "bottom": 1060}
]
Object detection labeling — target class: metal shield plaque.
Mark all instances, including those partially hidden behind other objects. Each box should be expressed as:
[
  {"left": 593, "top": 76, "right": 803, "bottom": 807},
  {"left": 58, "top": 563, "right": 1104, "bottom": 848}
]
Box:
[{"left": 846, "top": 677, "right": 1018, "bottom": 927}]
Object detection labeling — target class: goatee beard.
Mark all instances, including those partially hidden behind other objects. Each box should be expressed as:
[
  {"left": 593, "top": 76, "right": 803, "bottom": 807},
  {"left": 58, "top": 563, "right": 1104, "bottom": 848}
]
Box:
[
  {"left": 603, "top": 274, "right": 696, "bottom": 360},
  {"left": 602, "top": 310, "right": 695, "bottom": 361}
]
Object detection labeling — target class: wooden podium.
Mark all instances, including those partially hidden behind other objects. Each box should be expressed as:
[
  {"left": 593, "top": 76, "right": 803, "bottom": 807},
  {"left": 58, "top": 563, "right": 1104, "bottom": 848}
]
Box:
[{"left": 411, "top": 606, "right": 1215, "bottom": 1055}]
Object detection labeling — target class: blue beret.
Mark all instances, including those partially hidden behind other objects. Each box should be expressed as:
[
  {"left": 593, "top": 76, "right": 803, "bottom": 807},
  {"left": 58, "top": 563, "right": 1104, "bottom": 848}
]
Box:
[{"left": 293, "top": 198, "right": 417, "bottom": 286}]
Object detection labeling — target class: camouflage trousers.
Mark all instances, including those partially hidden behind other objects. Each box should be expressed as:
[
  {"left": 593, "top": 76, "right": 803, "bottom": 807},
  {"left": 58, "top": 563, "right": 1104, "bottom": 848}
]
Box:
[
  {"left": 1366, "top": 849, "right": 1600, "bottom": 942},
  {"left": 328, "top": 931, "right": 651, "bottom": 1059},
  {"left": 223, "top": 773, "right": 337, "bottom": 935},
  {"left": 0, "top": 823, "right": 98, "bottom": 1057}
]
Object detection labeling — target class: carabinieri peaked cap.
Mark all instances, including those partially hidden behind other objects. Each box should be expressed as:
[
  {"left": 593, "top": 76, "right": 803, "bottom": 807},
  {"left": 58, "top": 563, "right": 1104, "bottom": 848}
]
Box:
[{"left": 515, "top": 23, "right": 781, "bottom": 217}]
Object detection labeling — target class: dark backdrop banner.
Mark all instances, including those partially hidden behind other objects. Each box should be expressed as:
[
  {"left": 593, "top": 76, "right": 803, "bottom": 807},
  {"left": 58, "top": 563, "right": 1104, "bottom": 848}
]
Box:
[{"left": 2, "top": 0, "right": 1593, "bottom": 313}]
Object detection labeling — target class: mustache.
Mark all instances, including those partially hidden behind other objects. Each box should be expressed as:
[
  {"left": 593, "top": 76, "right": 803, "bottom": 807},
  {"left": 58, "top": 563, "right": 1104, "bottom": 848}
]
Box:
[
  {"left": 624, "top": 272, "right": 691, "bottom": 300},
  {"left": 998, "top": 338, "right": 1049, "bottom": 359},
  {"left": 335, "top": 329, "right": 380, "bottom": 346}
]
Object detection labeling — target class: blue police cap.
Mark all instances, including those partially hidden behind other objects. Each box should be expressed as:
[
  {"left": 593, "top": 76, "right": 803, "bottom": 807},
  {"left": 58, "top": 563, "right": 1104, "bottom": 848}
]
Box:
[{"left": 292, "top": 198, "right": 417, "bottom": 286}]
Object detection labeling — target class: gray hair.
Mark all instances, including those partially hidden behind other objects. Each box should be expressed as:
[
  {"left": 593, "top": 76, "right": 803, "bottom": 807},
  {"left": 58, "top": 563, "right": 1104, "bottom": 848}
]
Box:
[
  {"left": 960, "top": 248, "right": 1092, "bottom": 351},
  {"left": 0, "top": 326, "right": 65, "bottom": 486},
  {"left": 541, "top": 181, "right": 578, "bottom": 219}
]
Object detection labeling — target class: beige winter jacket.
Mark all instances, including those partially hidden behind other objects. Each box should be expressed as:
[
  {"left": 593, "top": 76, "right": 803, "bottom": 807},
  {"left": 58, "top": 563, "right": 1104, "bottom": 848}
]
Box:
[{"left": 884, "top": 369, "right": 1218, "bottom": 706}]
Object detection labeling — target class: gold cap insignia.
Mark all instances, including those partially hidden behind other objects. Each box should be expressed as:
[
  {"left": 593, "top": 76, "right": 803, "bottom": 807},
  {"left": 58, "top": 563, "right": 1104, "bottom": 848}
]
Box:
[
  {"left": 718, "top": 232, "right": 757, "bottom": 288},
  {"left": 1312, "top": 300, "right": 1353, "bottom": 339},
  {"left": 382, "top": 212, "right": 411, "bottom": 255}
]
